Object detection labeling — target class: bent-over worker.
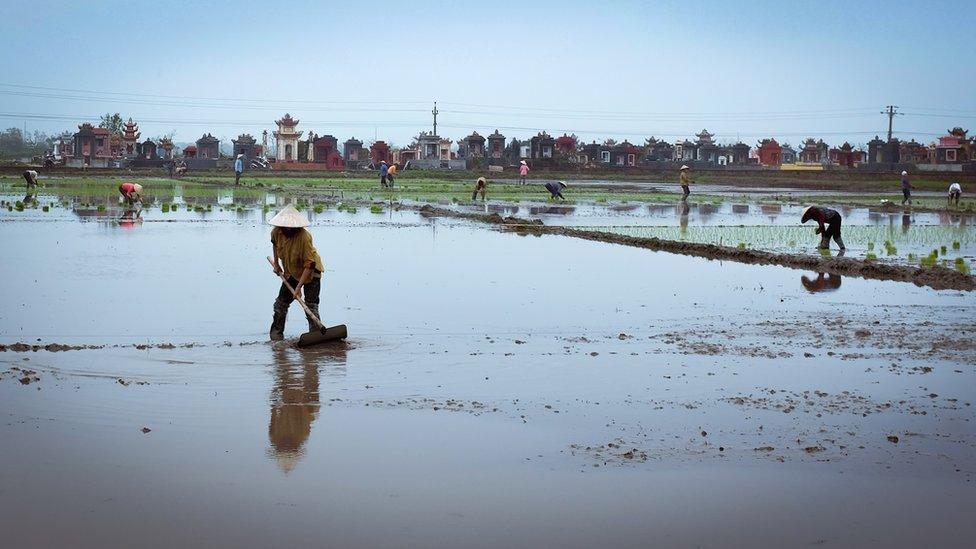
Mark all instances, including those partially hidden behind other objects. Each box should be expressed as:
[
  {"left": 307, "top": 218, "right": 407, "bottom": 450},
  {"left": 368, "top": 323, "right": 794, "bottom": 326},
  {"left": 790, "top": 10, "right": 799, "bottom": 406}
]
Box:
[
  {"left": 948, "top": 182, "right": 962, "bottom": 207},
  {"left": 269, "top": 205, "right": 324, "bottom": 341},
  {"left": 801, "top": 205, "right": 845, "bottom": 251},
  {"left": 472, "top": 177, "right": 488, "bottom": 201},
  {"left": 544, "top": 180, "right": 567, "bottom": 200},
  {"left": 22, "top": 170, "right": 38, "bottom": 201},
  {"left": 118, "top": 182, "right": 144, "bottom": 206},
  {"left": 679, "top": 165, "right": 693, "bottom": 199},
  {"left": 386, "top": 162, "right": 397, "bottom": 187}
]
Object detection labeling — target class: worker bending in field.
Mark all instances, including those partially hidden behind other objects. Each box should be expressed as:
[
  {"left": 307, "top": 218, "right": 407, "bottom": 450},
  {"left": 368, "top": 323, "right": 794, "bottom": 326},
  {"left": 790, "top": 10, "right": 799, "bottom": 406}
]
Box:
[
  {"left": 472, "top": 177, "right": 488, "bottom": 201},
  {"left": 22, "top": 170, "right": 38, "bottom": 202},
  {"left": 386, "top": 162, "right": 397, "bottom": 187},
  {"left": 269, "top": 205, "right": 324, "bottom": 341},
  {"left": 801, "top": 205, "right": 845, "bottom": 251},
  {"left": 544, "top": 180, "right": 567, "bottom": 200},
  {"left": 679, "top": 165, "right": 693, "bottom": 200},
  {"left": 948, "top": 182, "right": 962, "bottom": 207},
  {"left": 118, "top": 182, "right": 144, "bottom": 206}
]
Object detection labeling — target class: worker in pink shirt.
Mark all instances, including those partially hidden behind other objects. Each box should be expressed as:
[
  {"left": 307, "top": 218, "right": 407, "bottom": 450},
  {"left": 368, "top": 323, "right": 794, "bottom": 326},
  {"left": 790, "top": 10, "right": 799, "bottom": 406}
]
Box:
[{"left": 519, "top": 160, "right": 529, "bottom": 185}]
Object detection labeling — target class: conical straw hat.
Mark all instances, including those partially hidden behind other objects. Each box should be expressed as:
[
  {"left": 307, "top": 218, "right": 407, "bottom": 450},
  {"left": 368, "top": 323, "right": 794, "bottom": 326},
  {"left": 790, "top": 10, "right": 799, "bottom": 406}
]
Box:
[{"left": 268, "top": 204, "right": 310, "bottom": 228}]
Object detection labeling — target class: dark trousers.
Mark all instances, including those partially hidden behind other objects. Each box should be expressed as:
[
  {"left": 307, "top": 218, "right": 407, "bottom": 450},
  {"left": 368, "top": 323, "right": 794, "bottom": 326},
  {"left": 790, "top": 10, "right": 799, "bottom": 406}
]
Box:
[
  {"left": 276, "top": 276, "right": 320, "bottom": 308},
  {"left": 472, "top": 188, "right": 486, "bottom": 200},
  {"left": 235, "top": 171, "right": 242, "bottom": 185},
  {"left": 681, "top": 185, "right": 690, "bottom": 198},
  {"left": 387, "top": 175, "right": 395, "bottom": 187},
  {"left": 902, "top": 189, "right": 911, "bottom": 203},
  {"left": 380, "top": 175, "right": 388, "bottom": 187}
]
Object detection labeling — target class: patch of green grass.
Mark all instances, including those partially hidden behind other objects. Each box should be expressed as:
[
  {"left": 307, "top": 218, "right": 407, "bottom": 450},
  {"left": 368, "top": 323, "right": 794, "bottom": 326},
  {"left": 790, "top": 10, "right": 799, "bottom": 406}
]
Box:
[
  {"left": 370, "top": 204, "right": 384, "bottom": 214},
  {"left": 865, "top": 252, "right": 877, "bottom": 261}
]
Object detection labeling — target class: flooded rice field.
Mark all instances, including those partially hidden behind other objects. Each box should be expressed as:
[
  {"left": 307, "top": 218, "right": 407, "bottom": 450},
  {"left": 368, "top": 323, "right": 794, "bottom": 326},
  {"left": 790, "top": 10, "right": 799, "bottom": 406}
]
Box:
[
  {"left": 455, "top": 200, "right": 976, "bottom": 270},
  {"left": 2, "top": 187, "right": 975, "bottom": 548}
]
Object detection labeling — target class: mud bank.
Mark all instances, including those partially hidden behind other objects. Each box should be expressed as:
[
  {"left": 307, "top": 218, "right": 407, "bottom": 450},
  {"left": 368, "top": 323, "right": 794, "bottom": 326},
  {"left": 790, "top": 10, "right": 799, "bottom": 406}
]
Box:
[{"left": 419, "top": 205, "right": 976, "bottom": 291}]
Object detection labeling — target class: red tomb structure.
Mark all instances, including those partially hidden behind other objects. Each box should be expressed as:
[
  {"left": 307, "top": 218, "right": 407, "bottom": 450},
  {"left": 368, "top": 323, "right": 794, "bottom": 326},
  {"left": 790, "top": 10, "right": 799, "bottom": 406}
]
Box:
[{"left": 756, "top": 138, "right": 782, "bottom": 166}]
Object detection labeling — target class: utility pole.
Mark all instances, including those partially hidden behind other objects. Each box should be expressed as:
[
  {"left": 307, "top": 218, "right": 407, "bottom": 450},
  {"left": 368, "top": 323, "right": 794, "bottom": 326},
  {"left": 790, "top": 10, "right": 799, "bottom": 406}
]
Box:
[
  {"left": 881, "top": 105, "right": 902, "bottom": 142},
  {"left": 432, "top": 101, "right": 439, "bottom": 136}
]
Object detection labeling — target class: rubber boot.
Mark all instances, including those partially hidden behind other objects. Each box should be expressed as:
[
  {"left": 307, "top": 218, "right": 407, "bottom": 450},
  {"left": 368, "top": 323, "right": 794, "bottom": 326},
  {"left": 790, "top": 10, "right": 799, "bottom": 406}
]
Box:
[
  {"left": 305, "top": 303, "right": 321, "bottom": 332},
  {"left": 270, "top": 299, "right": 288, "bottom": 341}
]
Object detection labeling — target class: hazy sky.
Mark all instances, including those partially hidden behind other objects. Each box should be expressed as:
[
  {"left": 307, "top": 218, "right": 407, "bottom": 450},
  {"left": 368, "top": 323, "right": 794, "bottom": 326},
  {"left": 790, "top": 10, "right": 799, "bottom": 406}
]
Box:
[{"left": 1, "top": 0, "right": 973, "bottom": 149}]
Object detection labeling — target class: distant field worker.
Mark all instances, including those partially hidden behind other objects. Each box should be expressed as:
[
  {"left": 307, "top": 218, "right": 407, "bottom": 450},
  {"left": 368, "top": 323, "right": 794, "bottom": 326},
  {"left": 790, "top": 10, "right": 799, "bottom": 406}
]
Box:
[
  {"left": 801, "top": 205, "right": 845, "bottom": 251},
  {"left": 679, "top": 165, "right": 693, "bottom": 199},
  {"left": 545, "top": 180, "right": 567, "bottom": 200},
  {"left": 386, "top": 162, "right": 398, "bottom": 187},
  {"left": 519, "top": 160, "right": 529, "bottom": 185},
  {"left": 235, "top": 154, "right": 245, "bottom": 186},
  {"left": 472, "top": 177, "right": 488, "bottom": 201},
  {"left": 268, "top": 205, "right": 324, "bottom": 341},
  {"left": 118, "top": 182, "right": 144, "bottom": 206},
  {"left": 22, "top": 170, "right": 38, "bottom": 197},
  {"left": 379, "top": 160, "right": 389, "bottom": 188},
  {"left": 948, "top": 182, "right": 962, "bottom": 207},
  {"left": 901, "top": 171, "right": 913, "bottom": 205}
]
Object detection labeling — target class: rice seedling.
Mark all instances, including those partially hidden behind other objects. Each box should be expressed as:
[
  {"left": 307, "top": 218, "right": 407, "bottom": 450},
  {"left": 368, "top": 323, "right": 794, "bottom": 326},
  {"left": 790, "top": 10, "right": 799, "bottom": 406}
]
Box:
[
  {"left": 370, "top": 204, "right": 384, "bottom": 214},
  {"left": 313, "top": 205, "right": 324, "bottom": 213},
  {"left": 865, "top": 252, "right": 877, "bottom": 261}
]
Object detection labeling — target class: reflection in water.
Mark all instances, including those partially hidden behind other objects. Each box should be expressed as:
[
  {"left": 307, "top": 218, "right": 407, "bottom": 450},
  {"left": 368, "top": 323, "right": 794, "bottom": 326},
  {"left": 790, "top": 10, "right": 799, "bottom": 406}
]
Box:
[
  {"left": 119, "top": 208, "right": 142, "bottom": 229},
  {"left": 678, "top": 201, "right": 690, "bottom": 235},
  {"left": 801, "top": 272, "right": 842, "bottom": 293},
  {"left": 268, "top": 343, "right": 347, "bottom": 473},
  {"left": 902, "top": 211, "right": 911, "bottom": 234}
]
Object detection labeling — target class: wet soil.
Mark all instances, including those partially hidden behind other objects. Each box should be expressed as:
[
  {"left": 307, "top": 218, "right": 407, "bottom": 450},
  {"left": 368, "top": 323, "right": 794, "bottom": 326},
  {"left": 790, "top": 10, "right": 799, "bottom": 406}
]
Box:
[{"left": 419, "top": 205, "right": 976, "bottom": 291}]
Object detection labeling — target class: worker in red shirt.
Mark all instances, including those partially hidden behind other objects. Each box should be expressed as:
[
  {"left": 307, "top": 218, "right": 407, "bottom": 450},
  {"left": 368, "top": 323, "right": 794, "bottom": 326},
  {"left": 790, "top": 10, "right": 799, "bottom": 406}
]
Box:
[
  {"left": 118, "top": 182, "right": 144, "bottom": 206},
  {"left": 801, "top": 206, "right": 845, "bottom": 251}
]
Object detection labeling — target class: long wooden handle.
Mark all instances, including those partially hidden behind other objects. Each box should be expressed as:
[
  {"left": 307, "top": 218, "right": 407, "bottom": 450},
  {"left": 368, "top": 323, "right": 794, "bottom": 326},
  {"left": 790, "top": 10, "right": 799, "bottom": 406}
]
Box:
[{"left": 267, "top": 256, "right": 325, "bottom": 330}]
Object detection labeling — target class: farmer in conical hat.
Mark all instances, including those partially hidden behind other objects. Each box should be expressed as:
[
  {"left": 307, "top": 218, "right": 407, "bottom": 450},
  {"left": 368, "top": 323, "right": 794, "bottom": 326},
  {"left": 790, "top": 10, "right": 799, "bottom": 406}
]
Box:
[
  {"left": 472, "top": 176, "right": 488, "bottom": 201},
  {"left": 118, "top": 181, "right": 144, "bottom": 206},
  {"left": 679, "top": 165, "right": 693, "bottom": 200},
  {"left": 801, "top": 205, "right": 845, "bottom": 251},
  {"left": 268, "top": 205, "right": 325, "bottom": 341}
]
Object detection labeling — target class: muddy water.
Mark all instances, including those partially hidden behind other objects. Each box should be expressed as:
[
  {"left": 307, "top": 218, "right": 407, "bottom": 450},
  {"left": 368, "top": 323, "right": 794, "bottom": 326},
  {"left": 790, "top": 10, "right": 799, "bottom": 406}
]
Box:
[{"left": 1, "top": 195, "right": 975, "bottom": 548}]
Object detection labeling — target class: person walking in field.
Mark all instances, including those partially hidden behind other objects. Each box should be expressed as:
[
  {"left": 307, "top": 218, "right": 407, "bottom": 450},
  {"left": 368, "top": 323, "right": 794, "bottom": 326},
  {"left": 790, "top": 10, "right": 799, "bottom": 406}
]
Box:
[
  {"left": 118, "top": 182, "right": 144, "bottom": 207},
  {"left": 801, "top": 205, "right": 845, "bottom": 251},
  {"left": 386, "top": 162, "right": 398, "bottom": 188},
  {"left": 901, "top": 171, "right": 913, "bottom": 205},
  {"left": 268, "top": 205, "right": 325, "bottom": 341},
  {"left": 544, "top": 180, "right": 567, "bottom": 201},
  {"left": 379, "top": 160, "right": 389, "bottom": 188},
  {"left": 472, "top": 177, "right": 488, "bottom": 201},
  {"left": 235, "top": 154, "right": 245, "bottom": 186},
  {"left": 948, "top": 182, "right": 962, "bottom": 207},
  {"left": 519, "top": 160, "right": 529, "bottom": 185},
  {"left": 679, "top": 165, "right": 693, "bottom": 200}
]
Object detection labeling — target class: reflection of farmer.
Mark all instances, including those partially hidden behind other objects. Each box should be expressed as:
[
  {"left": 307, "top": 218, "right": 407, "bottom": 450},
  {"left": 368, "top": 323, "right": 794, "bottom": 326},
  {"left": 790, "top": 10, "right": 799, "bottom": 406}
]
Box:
[
  {"left": 544, "top": 180, "right": 567, "bottom": 200},
  {"left": 472, "top": 177, "right": 488, "bottom": 201},
  {"left": 678, "top": 200, "right": 690, "bottom": 235},
  {"left": 386, "top": 162, "right": 397, "bottom": 187},
  {"left": 22, "top": 170, "right": 38, "bottom": 202},
  {"left": 234, "top": 154, "right": 245, "bottom": 186},
  {"left": 801, "top": 272, "right": 842, "bottom": 293},
  {"left": 118, "top": 209, "right": 142, "bottom": 229},
  {"left": 268, "top": 346, "right": 320, "bottom": 474},
  {"left": 900, "top": 171, "right": 913, "bottom": 205},
  {"left": 679, "top": 165, "right": 693, "bottom": 200},
  {"left": 118, "top": 182, "right": 144, "bottom": 206},
  {"left": 379, "top": 160, "right": 389, "bottom": 188},
  {"left": 269, "top": 205, "right": 324, "bottom": 341},
  {"left": 519, "top": 160, "right": 529, "bottom": 185},
  {"left": 948, "top": 182, "right": 962, "bottom": 207},
  {"left": 801, "top": 206, "right": 845, "bottom": 251}
]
